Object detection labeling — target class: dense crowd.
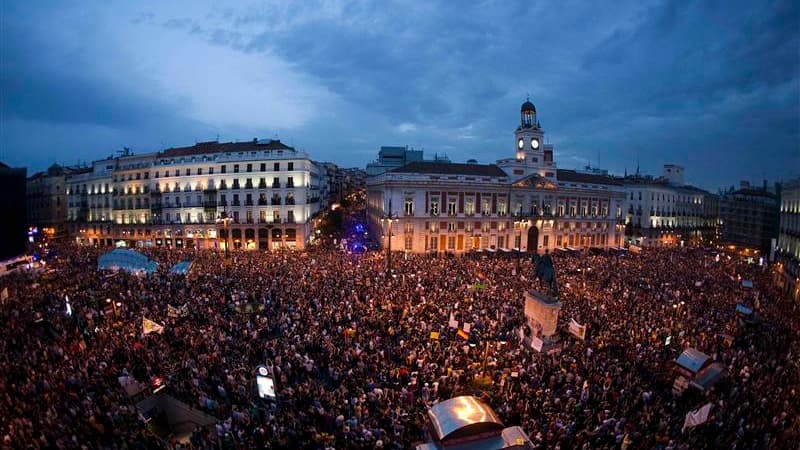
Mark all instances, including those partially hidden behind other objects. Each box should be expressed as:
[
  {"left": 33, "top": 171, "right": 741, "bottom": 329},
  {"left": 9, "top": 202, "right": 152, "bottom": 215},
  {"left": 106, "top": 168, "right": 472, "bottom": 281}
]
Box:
[{"left": 1, "top": 244, "right": 798, "bottom": 449}]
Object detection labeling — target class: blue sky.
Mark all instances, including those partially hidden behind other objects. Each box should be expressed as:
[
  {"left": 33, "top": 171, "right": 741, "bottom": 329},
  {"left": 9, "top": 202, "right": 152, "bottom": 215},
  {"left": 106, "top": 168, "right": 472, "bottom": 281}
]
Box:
[{"left": 1, "top": 0, "right": 798, "bottom": 190}]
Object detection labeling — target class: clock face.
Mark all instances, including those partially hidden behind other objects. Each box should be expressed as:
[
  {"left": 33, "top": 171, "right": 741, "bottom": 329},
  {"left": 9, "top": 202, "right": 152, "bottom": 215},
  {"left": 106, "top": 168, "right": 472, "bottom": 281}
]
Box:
[
  {"left": 531, "top": 138, "right": 540, "bottom": 150},
  {"left": 518, "top": 138, "right": 524, "bottom": 149}
]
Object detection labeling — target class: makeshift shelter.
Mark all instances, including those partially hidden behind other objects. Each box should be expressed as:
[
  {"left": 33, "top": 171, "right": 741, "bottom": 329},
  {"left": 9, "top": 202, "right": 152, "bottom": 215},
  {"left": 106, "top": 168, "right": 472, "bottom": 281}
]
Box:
[
  {"left": 170, "top": 261, "right": 193, "bottom": 275},
  {"left": 674, "top": 348, "right": 711, "bottom": 377},
  {"left": 690, "top": 362, "right": 727, "bottom": 391},
  {"left": 97, "top": 249, "right": 157, "bottom": 274},
  {"left": 417, "top": 396, "right": 533, "bottom": 450}
]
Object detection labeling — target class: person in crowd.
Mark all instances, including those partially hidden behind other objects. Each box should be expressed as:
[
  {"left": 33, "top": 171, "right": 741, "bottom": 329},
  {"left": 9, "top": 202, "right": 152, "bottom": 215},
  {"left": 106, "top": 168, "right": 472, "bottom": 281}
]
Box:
[{"left": 0, "top": 243, "right": 797, "bottom": 449}]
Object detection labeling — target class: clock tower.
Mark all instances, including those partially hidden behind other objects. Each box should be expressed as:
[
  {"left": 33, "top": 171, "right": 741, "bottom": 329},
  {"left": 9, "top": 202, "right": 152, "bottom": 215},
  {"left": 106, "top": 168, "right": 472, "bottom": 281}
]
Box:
[
  {"left": 515, "top": 98, "right": 545, "bottom": 162},
  {"left": 498, "top": 98, "right": 557, "bottom": 183}
]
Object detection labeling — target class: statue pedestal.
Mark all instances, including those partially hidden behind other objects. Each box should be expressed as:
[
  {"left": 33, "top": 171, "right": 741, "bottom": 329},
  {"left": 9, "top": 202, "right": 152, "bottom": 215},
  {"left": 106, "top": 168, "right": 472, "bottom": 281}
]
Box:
[{"left": 521, "top": 290, "right": 562, "bottom": 354}]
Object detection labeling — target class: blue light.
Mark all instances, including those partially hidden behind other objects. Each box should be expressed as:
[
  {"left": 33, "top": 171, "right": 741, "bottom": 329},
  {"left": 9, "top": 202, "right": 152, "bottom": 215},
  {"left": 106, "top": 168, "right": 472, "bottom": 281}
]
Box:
[{"left": 355, "top": 224, "right": 365, "bottom": 233}]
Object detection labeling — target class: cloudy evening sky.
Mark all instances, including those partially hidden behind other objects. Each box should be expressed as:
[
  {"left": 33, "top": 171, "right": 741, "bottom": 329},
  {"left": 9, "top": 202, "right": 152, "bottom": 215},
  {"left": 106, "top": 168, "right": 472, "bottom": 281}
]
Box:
[{"left": 1, "top": 0, "right": 798, "bottom": 190}]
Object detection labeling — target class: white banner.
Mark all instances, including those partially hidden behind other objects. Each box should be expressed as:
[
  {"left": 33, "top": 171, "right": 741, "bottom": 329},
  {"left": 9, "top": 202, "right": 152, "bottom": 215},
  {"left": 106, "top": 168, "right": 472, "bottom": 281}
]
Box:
[
  {"left": 682, "top": 403, "right": 713, "bottom": 433},
  {"left": 531, "top": 336, "right": 544, "bottom": 352},
  {"left": 568, "top": 318, "right": 586, "bottom": 340}
]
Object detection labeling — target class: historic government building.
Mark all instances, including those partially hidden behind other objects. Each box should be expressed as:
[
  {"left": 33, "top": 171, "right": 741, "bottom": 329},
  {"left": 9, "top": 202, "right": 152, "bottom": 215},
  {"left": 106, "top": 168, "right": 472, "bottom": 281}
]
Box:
[{"left": 367, "top": 100, "right": 627, "bottom": 254}]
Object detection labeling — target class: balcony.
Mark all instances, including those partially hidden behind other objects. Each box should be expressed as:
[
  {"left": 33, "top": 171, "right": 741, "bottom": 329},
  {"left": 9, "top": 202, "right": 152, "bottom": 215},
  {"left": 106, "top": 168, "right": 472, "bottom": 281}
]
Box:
[
  {"left": 285, "top": 198, "right": 296, "bottom": 205},
  {"left": 286, "top": 182, "right": 295, "bottom": 188},
  {"left": 245, "top": 200, "right": 254, "bottom": 206},
  {"left": 232, "top": 181, "right": 240, "bottom": 189},
  {"left": 245, "top": 182, "right": 254, "bottom": 189},
  {"left": 232, "top": 201, "right": 241, "bottom": 207},
  {"left": 271, "top": 198, "right": 281, "bottom": 206},
  {"left": 272, "top": 182, "right": 281, "bottom": 189},
  {"left": 258, "top": 181, "right": 267, "bottom": 189},
  {"left": 258, "top": 199, "right": 268, "bottom": 206}
]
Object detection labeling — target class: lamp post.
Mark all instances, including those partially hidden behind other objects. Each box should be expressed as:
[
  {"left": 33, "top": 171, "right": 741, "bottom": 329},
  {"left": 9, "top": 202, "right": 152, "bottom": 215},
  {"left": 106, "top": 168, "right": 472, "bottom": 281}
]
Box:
[
  {"left": 380, "top": 199, "right": 399, "bottom": 277},
  {"left": 217, "top": 211, "right": 231, "bottom": 259},
  {"left": 514, "top": 211, "right": 526, "bottom": 271}
]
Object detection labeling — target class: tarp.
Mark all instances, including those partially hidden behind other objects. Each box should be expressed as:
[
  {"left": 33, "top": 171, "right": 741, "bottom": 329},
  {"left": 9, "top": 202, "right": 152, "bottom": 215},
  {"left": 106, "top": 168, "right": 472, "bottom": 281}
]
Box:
[
  {"left": 690, "top": 362, "right": 726, "bottom": 391},
  {"left": 170, "top": 261, "right": 192, "bottom": 275},
  {"left": 675, "top": 348, "right": 711, "bottom": 374},
  {"left": 98, "top": 249, "right": 157, "bottom": 274}
]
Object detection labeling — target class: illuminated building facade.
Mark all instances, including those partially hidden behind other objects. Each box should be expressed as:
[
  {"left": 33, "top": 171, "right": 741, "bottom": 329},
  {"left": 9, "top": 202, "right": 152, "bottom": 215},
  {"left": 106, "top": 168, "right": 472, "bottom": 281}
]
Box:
[
  {"left": 775, "top": 178, "right": 800, "bottom": 300},
  {"left": 367, "top": 100, "right": 626, "bottom": 254},
  {"left": 68, "top": 139, "right": 323, "bottom": 250},
  {"left": 622, "top": 166, "right": 720, "bottom": 247}
]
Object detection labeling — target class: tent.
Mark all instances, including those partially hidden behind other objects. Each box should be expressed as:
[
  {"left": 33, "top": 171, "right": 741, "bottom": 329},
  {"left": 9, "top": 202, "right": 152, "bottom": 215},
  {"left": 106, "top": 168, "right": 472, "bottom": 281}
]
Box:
[
  {"left": 675, "top": 348, "right": 711, "bottom": 376},
  {"left": 97, "top": 249, "right": 157, "bottom": 274},
  {"left": 170, "top": 261, "right": 193, "bottom": 275},
  {"left": 690, "top": 362, "right": 726, "bottom": 391}
]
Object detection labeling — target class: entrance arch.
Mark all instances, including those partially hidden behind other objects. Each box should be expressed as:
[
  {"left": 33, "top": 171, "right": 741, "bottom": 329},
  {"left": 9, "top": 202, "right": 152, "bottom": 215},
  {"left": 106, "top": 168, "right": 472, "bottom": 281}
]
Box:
[{"left": 527, "top": 226, "right": 539, "bottom": 253}]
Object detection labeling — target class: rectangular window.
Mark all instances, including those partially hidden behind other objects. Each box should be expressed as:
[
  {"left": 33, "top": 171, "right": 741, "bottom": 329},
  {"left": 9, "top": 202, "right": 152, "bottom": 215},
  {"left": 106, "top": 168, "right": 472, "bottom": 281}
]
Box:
[
  {"left": 274, "top": 162, "right": 280, "bottom": 171},
  {"left": 287, "top": 210, "right": 295, "bottom": 223},
  {"left": 543, "top": 235, "right": 549, "bottom": 247},
  {"left": 430, "top": 236, "right": 438, "bottom": 250},
  {"left": 498, "top": 201, "right": 507, "bottom": 216},
  {"left": 448, "top": 200, "right": 457, "bottom": 216},
  {"left": 197, "top": 168, "right": 203, "bottom": 175},
  {"left": 405, "top": 235, "right": 413, "bottom": 250},
  {"left": 404, "top": 199, "right": 414, "bottom": 216},
  {"left": 288, "top": 162, "right": 294, "bottom": 171},
  {"left": 430, "top": 200, "right": 440, "bottom": 216},
  {"left": 286, "top": 176, "right": 294, "bottom": 188},
  {"left": 447, "top": 236, "right": 456, "bottom": 250},
  {"left": 465, "top": 199, "right": 475, "bottom": 215},
  {"left": 221, "top": 165, "right": 227, "bottom": 174},
  {"left": 404, "top": 222, "right": 414, "bottom": 233},
  {"left": 273, "top": 210, "right": 280, "bottom": 222},
  {"left": 209, "top": 167, "right": 214, "bottom": 175},
  {"left": 234, "top": 164, "right": 240, "bottom": 173},
  {"left": 481, "top": 199, "right": 490, "bottom": 215},
  {"left": 448, "top": 222, "right": 456, "bottom": 232},
  {"left": 260, "top": 163, "right": 266, "bottom": 171},
  {"left": 246, "top": 163, "right": 252, "bottom": 172}
]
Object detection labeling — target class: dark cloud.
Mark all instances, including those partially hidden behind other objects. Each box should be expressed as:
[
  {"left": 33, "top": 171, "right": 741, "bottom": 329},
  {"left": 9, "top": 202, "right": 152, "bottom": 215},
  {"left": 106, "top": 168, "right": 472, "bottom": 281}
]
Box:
[{"left": 1, "top": 0, "right": 797, "bottom": 190}]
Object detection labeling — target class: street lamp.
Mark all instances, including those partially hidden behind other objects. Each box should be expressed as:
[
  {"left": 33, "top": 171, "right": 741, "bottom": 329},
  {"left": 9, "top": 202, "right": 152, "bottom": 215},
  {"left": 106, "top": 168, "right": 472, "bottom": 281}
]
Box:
[
  {"left": 380, "top": 199, "right": 399, "bottom": 277},
  {"left": 514, "top": 211, "right": 527, "bottom": 271},
  {"left": 216, "top": 211, "right": 231, "bottom": 259}
]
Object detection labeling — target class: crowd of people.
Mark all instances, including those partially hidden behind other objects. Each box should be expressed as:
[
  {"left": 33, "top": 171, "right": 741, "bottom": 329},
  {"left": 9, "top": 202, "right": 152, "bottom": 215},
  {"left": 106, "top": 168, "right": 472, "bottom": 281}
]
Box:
[{"left": 0, "top": 243, "right": 798, "bottom": 449}]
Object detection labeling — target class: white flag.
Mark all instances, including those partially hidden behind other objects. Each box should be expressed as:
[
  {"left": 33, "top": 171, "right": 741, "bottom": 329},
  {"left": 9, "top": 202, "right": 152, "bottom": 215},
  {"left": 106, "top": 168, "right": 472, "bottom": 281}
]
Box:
[
  {"left": 143, "top": 317, "right": 164, "bottom": 335},
  {"left": 682, "top": 403, "right": 713, "bottom": 433}
]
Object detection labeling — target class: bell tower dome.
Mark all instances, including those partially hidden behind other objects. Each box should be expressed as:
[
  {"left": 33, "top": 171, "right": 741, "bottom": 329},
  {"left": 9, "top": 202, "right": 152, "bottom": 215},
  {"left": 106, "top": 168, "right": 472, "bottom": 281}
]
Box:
[{"left": 520, "top": 98, "right": 536, "bottom": 129}]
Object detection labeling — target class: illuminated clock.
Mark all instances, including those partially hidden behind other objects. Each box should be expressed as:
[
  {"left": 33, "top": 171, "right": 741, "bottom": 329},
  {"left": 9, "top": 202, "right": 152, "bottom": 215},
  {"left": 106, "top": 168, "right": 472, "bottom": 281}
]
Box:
[
  {"left": 531, "top": 138, "right": 540, "bottom": 150},
  {"left": 518, "top": 138, "right": 524, "bottom": 149}
]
